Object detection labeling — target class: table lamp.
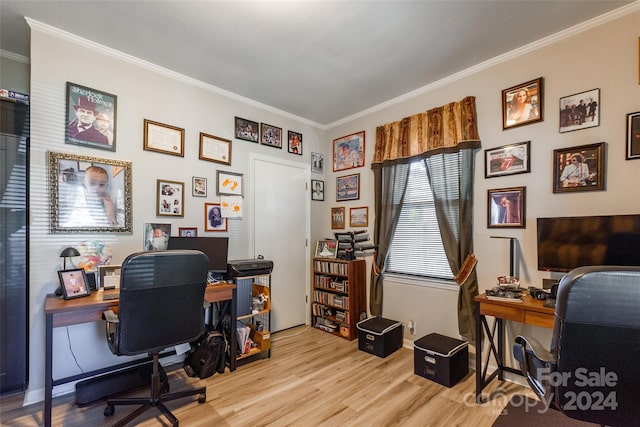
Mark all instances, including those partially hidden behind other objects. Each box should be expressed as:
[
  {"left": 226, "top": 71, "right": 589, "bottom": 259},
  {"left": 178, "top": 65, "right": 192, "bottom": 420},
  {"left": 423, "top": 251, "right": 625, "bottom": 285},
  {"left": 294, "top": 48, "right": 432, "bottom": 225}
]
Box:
[{"left": 59, "top": 247, "right": 80, "bottom": 270}]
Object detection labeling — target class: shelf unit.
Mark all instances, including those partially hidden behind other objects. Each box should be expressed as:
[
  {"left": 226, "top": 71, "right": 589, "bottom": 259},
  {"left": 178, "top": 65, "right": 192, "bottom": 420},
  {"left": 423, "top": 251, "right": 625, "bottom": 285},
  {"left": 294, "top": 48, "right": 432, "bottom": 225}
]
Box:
[{"left": 312, "top": 258, "right": 366, "bottom": 340}]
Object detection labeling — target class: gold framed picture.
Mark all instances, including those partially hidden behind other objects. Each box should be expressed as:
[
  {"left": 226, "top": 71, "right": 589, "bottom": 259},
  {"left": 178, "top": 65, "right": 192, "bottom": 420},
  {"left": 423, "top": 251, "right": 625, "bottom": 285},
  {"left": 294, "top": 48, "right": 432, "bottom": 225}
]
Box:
[{"left": 143, "top": 119, "right": 185, "bottom": 157}]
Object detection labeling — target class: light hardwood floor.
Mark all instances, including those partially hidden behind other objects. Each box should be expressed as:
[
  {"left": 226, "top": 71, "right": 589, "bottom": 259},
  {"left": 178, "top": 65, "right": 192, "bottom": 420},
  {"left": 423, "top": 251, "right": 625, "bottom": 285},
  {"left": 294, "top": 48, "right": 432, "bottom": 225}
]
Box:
[{"left": 1, "top": 326, "right": 534, "bottom": 426}]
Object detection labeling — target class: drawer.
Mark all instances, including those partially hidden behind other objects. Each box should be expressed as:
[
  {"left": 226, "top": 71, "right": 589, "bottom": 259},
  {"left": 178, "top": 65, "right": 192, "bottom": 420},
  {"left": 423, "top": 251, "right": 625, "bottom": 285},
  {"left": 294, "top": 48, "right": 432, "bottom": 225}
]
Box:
[
  {"left": 480, "top": 304, "right": 524, "bottom": 322},
  {"left": 525, "top": 311, "right": 554, "bottom": 328}
]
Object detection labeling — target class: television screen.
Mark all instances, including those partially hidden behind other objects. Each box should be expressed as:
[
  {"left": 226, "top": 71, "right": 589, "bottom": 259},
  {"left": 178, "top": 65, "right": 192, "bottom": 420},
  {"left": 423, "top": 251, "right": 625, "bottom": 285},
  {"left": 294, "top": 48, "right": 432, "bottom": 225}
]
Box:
[
  {"left": 537, "top": 214, "right": 640, "bottom": 272},
  {"left": 167, "top": 237, "right": 229, "bottom": 273}
]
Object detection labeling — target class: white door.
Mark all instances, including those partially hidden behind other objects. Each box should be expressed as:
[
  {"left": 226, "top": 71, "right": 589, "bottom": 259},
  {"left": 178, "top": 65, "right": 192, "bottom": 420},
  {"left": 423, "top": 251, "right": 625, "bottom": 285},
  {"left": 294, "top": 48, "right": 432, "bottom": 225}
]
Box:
[{"left": 252, "top": 156, "right": 309, "bottom": 332}]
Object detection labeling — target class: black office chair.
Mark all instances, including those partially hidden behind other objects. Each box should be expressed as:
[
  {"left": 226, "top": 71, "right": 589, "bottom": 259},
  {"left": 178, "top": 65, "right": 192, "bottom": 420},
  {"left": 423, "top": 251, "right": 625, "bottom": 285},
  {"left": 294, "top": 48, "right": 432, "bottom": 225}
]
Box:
[
  {"left": 513, "top": 266, "right": 640, "bottom": 426},
  {"left": 102, "top": 250, "right": 209, "bottom": 426}
]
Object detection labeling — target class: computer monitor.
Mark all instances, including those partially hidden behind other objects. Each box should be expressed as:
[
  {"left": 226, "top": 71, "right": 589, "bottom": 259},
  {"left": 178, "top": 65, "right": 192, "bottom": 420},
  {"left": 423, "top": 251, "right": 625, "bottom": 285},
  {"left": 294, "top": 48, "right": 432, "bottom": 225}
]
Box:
[{"left": 167, "top": 237, "right": 229, "bottom": 273}]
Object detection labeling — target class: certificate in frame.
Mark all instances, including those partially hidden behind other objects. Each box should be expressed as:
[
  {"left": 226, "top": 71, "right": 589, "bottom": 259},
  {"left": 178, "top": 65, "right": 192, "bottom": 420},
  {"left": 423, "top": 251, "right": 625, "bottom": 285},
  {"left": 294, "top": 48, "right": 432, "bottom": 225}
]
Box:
[
  {"left": 199, "top": 132, "right": 231, "bottom": 165},
  {"left": 143, "top": 119, "right": 185, "bottom": 157}
]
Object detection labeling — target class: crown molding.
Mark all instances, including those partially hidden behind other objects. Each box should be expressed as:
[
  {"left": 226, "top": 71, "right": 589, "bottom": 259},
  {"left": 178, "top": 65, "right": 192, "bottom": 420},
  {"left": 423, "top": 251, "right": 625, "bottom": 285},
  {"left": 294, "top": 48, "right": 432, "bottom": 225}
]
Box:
[{"left": 0, "top": 49, "right": 30, "bottom": 64}]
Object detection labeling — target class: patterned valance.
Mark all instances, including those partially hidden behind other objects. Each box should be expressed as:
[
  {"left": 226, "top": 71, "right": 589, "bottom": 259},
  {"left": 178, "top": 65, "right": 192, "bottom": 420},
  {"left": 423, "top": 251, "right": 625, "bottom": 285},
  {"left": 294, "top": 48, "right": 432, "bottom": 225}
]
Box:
[{"left": 372, "top": 96, "right": 481, "bottom": 167}]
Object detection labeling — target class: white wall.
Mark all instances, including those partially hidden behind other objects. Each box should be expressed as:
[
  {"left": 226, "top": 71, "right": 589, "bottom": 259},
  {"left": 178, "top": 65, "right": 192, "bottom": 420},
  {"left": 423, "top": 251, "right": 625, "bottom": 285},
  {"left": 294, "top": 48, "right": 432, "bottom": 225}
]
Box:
[{"left": 27, "top": 24, "right": 324, "bottom": 403}]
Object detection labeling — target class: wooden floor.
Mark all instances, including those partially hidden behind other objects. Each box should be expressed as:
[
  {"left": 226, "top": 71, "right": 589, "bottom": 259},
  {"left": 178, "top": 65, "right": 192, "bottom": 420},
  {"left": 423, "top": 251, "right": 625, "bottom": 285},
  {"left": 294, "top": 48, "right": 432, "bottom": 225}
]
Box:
[{"left": 0, "top": 326, "right": 534, "bottom": 426}]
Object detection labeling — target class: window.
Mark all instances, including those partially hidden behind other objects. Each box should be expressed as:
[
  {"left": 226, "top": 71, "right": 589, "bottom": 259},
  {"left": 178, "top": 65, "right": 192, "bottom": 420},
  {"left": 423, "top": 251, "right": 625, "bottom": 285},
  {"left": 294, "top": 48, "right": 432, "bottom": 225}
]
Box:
[{"left": 386, "top": 160, "right": 454, "bottom": 280}]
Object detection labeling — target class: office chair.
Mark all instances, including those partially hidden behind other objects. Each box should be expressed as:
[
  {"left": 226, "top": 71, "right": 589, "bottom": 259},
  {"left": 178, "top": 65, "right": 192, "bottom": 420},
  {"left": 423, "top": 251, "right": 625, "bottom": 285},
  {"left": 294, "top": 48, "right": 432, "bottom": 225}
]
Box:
[
  {"left": 513, "top": 266, "right": 640, "bottom": 426},
  {"left": 102, "top": 250, "right": 209, "bottom": 427}
]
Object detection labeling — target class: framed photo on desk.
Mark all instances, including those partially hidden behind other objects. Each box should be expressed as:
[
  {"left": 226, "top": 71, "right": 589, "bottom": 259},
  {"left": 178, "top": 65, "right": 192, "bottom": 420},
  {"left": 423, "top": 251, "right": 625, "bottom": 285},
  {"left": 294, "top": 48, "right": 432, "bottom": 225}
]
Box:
[
  {"left": 99, "top": 264, "right": 121, "bottom": 289},
  {"left": 58, "top": 268, "right": 90, "bottom": 299}
]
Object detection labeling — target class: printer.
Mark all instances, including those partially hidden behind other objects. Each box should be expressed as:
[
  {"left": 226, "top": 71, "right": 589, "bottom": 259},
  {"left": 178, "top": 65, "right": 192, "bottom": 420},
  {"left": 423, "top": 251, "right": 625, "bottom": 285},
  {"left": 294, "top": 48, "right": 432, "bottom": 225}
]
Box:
[{"left": 225, "top": 259, "right": 274, "bottom": 278}]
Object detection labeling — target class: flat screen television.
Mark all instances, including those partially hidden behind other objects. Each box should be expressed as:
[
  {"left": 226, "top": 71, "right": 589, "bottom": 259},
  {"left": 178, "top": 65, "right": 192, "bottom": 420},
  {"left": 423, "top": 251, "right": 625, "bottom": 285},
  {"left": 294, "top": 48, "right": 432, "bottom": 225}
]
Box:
[
  {"left": 167, "top": 236, "right": 229, "bottom": 273},
  {"left": 537, "top": 214, "right": 640, "bottom": 272}
]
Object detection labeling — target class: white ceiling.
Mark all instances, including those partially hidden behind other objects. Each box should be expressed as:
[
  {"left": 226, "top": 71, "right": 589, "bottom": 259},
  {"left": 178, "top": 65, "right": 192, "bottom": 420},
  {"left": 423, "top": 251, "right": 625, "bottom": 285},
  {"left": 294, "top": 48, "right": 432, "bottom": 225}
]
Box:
[{"left": 0, "top": 0, "right": 635, "bottom": 127}]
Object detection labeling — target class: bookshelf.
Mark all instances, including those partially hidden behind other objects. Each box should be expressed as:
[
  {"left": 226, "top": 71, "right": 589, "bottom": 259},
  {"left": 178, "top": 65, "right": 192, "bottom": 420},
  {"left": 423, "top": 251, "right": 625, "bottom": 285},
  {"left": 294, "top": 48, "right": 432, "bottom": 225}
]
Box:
[{"left": 312, "top": 258, "right": 366, "bottom": 340}]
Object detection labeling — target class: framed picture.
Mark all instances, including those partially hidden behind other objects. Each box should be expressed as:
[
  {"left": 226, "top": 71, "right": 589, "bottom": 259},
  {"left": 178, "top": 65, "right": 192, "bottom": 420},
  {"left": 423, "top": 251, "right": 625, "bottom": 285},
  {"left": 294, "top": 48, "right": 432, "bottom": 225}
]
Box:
[
  {"left": 333, "top": 131, "right": 365, "bottom": 171},
  {"left": 331, "top": 207, "right": 346, "bottom": 229},
  {"left": 48, "top": 151, "right": 132, "bottom": 233},
  {"left": 502, "top": 77, "right": 543, "bottom": 130},
  {"left": 559, "top": 88, "right": 600, "bottom": 133},
  {"left": 626, "top": 111, "right": 640, "bottom": 160},
  {"left": 192, "top": 176, "right": 207, "bottom": 197},
  {"left": 65, "top": 82, "right": 117, "bottom": 151},
  {"left": 179, "top": 227, "right": 198, "bottom": 237},
  {"left": 350, "top": 206, "right": 369, "bottom": 227},
  {"left": 144, "top": 222, "right": 171, "bottom": 251},
  {"left": 157, "top": 179, "right": 184, "bottom": 217},
  {"left": 143, "top": 119, "right": 185, "bottom": 157},
  {"left": 234, "top": 116, "right": 259, "bottom": 143},
  {"left": 484, "top": 141, "right": 530, "bottom": 178},
  {"left": 315, "top": 240, "right": 338, "bottom": 258},
  {"left": 287, "top": 131, "right": 303, "bottom": 155},
  {"left": 204, "top": 203, "right": 227, "bottom": 232},
  {"left": 553, "top": 142, "right": 606, "bottom": 193},
  {"left": 488, "top": 187, "right": 526, "bottom": 228},
  {"left": 311, "top": 179, "right": 324, "bottom": 201},
  {"left": 217, "top": 170, "right": 243, "bottom": 196},
  {"left": 58, "top": 268, "right": 91, "bottom": 299},
  {"left": 98, "top": 264, "right": 121, "bottom": 290},
  {"left": 311, "top": 152, "right": 324, "bottom": 174},
  {"left": 199, "top": 132, "right": 231, "bottom": 165},
  {"left": 336, "top": 173, "right": 360, "bottom": 202},
  {"left": 260, "top": 123, "right": 283, "bottom": 148}
]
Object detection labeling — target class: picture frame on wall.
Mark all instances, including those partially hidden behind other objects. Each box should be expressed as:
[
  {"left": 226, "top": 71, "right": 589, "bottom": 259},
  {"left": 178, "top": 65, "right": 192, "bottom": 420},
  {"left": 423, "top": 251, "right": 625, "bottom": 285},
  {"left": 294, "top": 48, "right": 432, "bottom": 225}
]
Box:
[
  {"left": 311, "top": 179, "right": 324, "bottom": 201},
  {"left": 65, "top": 82, "right": 117, "bottom": 152},
  {"left": 144, "top": 222, "right": 171, "bottom": 251},
  {"left": 199, "top": 132, "right": 231, "bottom": 165},
  {"left": 216, "top": 170, "right": 243, "bottom": 196},
  {"left": 179, "top": 227, "right": 198, "bottom": 237},
  {"left": 336, "top": 173, "right": 360, "bottom": 202},
  {"left": 349, "top": 206, "right": 368, "bottom": 227},
  {"left": 260, "top": 123, "right": 283, "bottom": 148},
  {"left": 143, "top": 119, "right": 185, "bottom": 157},
  {"left": 484, "top": 141, "right": 530, "bottom": 178},
  {"left": 331, "top": 207, "right": 346, "bottom": 229},
  {"left": 192, "top": 176, "right": 207, "bottom": 197},
  {"left": 288, "top": 131, "right": 302, "bottom": 155},
  {"left": 58, "top": 268, "right": 91, "bottom": 299},
  {"left": 311, "top": 152, "right": 324, "bottom": 174},
  {"left": 487, "top": 187, "right": 526, "bottom": 229},
  {"left": 559, "top": 88, "right": 600, "bottom": 133},
  {"left": 234, "top": 116, "right": 259, "bottom": 143},
  {"left": 204, "top": 203, "right": 227, "bottom": 232},
  {"left": 48, "top": 151, "right": 132, "bottom": 233},
  {"left": 626, "top": 111, "right": 640, "bottom": 160},
  {"left": 502, "top": 77, "right": 543, "bottom": 130},
  {"left": 553, "top": 142, "right": 606, "bottom": 193},
  {"left": 156, "top": 179, "right": 184, "bottom": 217},
  {"left": 333, "top": 131, "right": 365, "bottom": 171}
]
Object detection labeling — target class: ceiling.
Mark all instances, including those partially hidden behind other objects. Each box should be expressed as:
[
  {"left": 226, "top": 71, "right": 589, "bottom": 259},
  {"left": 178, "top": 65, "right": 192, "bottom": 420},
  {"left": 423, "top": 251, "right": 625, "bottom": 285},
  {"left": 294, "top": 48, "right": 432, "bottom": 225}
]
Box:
[{"left": 0, "top": 0, "right": 634, "bottom": 127}]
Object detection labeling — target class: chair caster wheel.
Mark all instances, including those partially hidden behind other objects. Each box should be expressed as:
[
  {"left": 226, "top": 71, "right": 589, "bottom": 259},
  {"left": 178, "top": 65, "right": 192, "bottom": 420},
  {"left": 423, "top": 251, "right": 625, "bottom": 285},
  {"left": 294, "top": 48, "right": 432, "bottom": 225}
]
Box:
[
  {"left": 198, "top": 393, "right": 206, "bottom": 404},
  {"left": 104, "top": 404, "right": 115, "bottom": 417}
]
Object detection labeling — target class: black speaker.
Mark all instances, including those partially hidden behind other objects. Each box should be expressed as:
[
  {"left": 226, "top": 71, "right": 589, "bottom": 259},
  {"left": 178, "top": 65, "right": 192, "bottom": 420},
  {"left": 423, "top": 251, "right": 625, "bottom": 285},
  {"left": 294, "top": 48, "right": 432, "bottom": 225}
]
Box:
[{"left": 86, "top": 272, "right": 97, "bottom": 291}]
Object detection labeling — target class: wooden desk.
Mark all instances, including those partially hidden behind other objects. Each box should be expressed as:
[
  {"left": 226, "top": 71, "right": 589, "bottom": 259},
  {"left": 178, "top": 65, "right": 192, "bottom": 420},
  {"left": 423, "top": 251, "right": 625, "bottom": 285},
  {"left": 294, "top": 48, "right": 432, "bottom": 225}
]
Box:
[
  {"left": 43, "top": 283, "right": 236, "bottom": 427},
  {"left": 474, "top": 293, "right": 554, "bottom": 403}
]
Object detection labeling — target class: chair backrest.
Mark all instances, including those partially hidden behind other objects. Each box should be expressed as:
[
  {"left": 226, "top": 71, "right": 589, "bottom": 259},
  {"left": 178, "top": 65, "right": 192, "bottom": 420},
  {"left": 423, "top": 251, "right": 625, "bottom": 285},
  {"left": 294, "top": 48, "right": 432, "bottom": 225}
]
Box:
[
  {"left": 552, "top": 265, "right": 640, "bottom": 425},
  {"left": 116, "top": 250, "right": 209, "bottom": 355}
]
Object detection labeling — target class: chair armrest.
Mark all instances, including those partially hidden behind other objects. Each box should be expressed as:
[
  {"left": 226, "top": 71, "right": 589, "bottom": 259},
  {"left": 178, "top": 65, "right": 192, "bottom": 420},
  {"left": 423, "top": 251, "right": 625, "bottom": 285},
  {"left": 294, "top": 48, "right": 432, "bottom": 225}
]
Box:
[
  {"left": 102, "top": 309, "right": 119, "bottom": 323},
  {"left": 102, "top": 310, "right": 119, "bottom": 354},
  {"left": 515, "top": 335, "right": 553, "bottom": 363}
]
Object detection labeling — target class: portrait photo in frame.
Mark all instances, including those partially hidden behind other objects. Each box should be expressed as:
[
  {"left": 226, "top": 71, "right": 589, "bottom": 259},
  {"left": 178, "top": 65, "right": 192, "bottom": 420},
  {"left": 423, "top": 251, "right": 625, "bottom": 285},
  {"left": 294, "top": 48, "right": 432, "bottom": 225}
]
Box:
[
  {"left": 48, "top": 151, "right": 132, "bottom": 233},
  {"left": 311, "top": 152, "right": 324, "bottom": 174},
  {"left": 204, "top": 203, "right": 227, "bottom": 232},
  {"left": 502, "top": 77, "right": 543, "bottom": 130},
  {"left": 179, "top": 227, "right": 198, "bottom": 237},
  {"left": 484, "top": 141, "right": 530, "bottom": 178},
  {"left": 331, "top": 207, "right": 346, "bottom": 230},
  {"left": 288, "top": 130, "right": 303, "bottom": 155},
  {"left": 144, "top": 222, "right": 171, "bottom": 251},
  {"left": 199, "top": 132, "right": 231, "bottom": 166},
  {"left": 234, "top": 116, "right": 259, "bottom": 143},
  {"left": 217, "top": 170, "right": 243, "bottom": 196},
  {"left": 58, "top": 268, "right": 91, "bottom": 299},
  {"left": 98, "top": 264, "right": 121, "bottom": 290},
  {"left": 336, "top": 173, "right": 360, "bottom": 202},
  {"left": 260, "top": 123, "right": 283, "bottom": 148},
  {"left": 315, "top": 240, "right": 338, "bottom": 258},
  {"left": 333, "top": 131, "right": 365, "bottom": 171},
  {"left": 311, "top": 179, "right": 324, "bottom": 201},
  {"left": 553, "top": 142, "right": 606, "bottom": 193},
  {"left": 350, "top": 206, "right": 368, "bottom": 227},
  {"left": 66, "top": 82, "right": 117, "bottom": 151},
  {"left": 488, "top": 187, "right": 526, "bottom": 229},
  {"left": 626, "top": 111, "right": 640, "bottom": 160},
  {"left": 157, "top": 179, "right": 184, "bottom": 217},
  {"left": 143, "top": 119, "right": 185, "bottom": 157},
  {"left": 192, "top": 176, "right": 207, "bottom": 197},
  {"left": 559, "top": 88, "right": 600, "bottom": 133}
]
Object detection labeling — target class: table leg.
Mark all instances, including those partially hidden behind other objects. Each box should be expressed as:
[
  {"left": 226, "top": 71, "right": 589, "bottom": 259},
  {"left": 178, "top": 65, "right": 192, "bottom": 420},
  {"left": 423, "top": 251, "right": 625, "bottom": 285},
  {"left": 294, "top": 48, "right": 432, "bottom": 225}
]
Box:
[
  {"left": 45, "top": 313, "right": 53, "bottom": 427},
  {"left": 228, "top": 287, "right": 237, "bottom": 372},
  {"left": 475, "top": 301, "right": 482, "bottom": 403}
]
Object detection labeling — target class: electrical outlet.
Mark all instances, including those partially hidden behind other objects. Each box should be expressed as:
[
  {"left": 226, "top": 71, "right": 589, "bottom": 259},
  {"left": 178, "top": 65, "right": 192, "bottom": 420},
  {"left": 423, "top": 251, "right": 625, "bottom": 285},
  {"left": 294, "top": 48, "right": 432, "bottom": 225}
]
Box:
[{"left": 407, "top": 320, "right": 416, "bottom": 335}]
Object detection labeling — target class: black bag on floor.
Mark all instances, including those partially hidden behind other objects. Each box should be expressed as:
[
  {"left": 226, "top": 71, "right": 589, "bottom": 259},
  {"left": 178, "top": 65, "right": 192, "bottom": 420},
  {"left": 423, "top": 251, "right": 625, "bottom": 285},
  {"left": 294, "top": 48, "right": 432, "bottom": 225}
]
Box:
[{"left": 184, "top": 330, "right": 227, "bottom": 379}]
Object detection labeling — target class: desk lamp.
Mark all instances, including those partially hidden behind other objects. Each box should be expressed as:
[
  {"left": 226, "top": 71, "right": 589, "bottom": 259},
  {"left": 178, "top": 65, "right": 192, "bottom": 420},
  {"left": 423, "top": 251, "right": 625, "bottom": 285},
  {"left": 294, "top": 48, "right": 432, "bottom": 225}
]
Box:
[{"left": 59, "top": 247, "right": 80, "bottom": 270}]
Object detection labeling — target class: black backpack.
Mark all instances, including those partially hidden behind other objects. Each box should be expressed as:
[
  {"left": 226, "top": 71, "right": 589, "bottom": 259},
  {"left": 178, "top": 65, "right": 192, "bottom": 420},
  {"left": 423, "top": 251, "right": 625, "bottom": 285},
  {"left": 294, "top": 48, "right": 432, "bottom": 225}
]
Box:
[{"left": 184, "top": 330, "right": 227, "bottom": 379}]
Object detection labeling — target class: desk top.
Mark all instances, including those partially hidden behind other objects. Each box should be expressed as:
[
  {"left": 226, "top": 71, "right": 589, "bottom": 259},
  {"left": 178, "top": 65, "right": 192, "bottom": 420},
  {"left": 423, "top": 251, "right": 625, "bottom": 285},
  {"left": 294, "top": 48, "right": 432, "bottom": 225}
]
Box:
[{"left": 475, "top": 292, "right": 555, "bottom": 328}]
